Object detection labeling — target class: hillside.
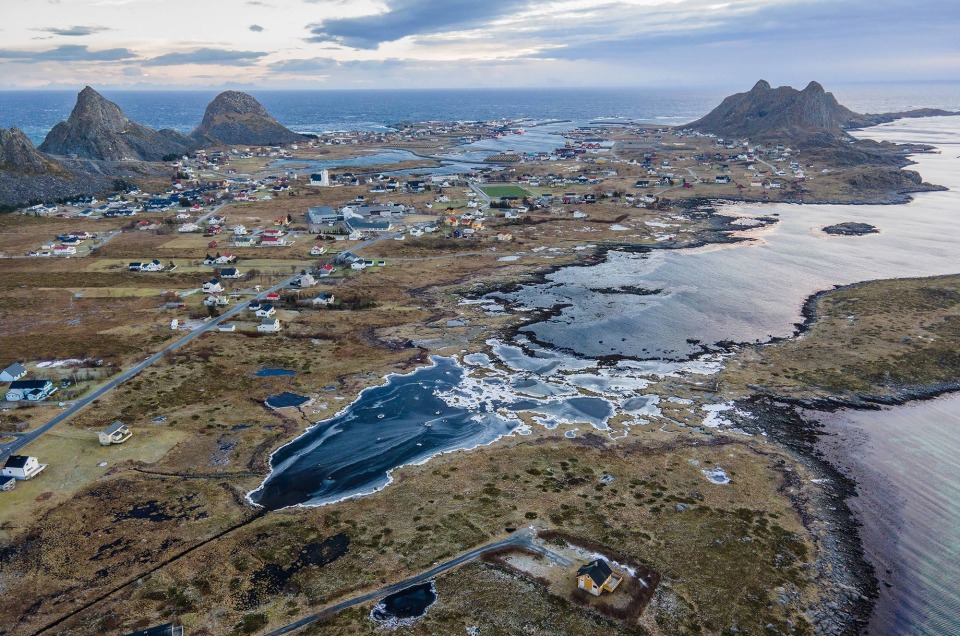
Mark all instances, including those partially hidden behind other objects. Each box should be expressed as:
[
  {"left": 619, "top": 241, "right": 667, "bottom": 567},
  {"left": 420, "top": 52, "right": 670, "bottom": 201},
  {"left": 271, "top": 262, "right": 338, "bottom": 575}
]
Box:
[
  {"left": 39, "top": 87, "right": 194, "bottom": 162},
  {"left": 191, "top": 91, "right": 306, "bottom": 146}
]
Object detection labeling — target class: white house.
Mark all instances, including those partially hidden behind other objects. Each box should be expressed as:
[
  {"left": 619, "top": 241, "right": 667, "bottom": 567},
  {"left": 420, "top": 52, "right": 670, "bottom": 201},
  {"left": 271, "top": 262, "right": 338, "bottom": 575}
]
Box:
[
  {"left": 203, "top": 295, "right": 230, "bottom": 307},
  {"left": 311, "top": 293, "right": 335, "bottom": 306},
  {"left": 202, "top": 280, "right": 224, "bottom": 294},
  {"left": 255, "top": 304, "right": 276, "bottom": 318},
  {"left": 6, "top": 379, "right": 56, "bottom": 402},
  {"left": 218, "top": 323, "right": 236, "bottom": 332},
  {"left": 0, "top": 363, "right": 27, "bottom": 382},
  {"left": 310, "top": 245, "right": 328, "bottom": 256},
  {"left": 220, "top": 267, "right": 242, "bottom": 279},
  {"left": 98, "top": 421, "right": 132, "bottom": 446},
  {"left": 233, "top": 225, "right": 248, "bottom": 236},
  {"left": 1, "top": 455, "right": 47, "bottom": 480},
  {"left": 53, "top": 245, "right": 77, "bottom": 256},
  {"left": 258, "top": 318, "right": 281, "bottom": 333},
  {"left": 292, "top": 272, "right": 316, "bottom": 288},
  {"left": 140, "top": 259, "right": 164, "bottom": 272}
]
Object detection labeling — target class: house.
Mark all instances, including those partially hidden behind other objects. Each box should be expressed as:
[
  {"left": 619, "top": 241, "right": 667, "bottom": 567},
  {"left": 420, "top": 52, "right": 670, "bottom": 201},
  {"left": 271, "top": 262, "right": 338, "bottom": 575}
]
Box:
[
  {"left": 716, "top": 175, "right": 731, "bottom": 184},
  {"left": 496, "top": 232, "right": 514, "bottom": 242},
  {"left": 128, "top": 262, "right": 144, "bottom": 271},
  {"left": 265, "top": 292, "right": 281, "bottom": 302},
  {"left": 0, "top": 476, "right": 15, "bottom": 491},
  {"left": 255, "top": 304, "right": 276, "bottom": 318},
  {"left": 6, "top": 379, "right": 56, "bottom": 402},
  {"left": 317, "top": 263, "right": 335, "bottom": 277},
  {"left": 350, "top": 261, "right": 366, "bottom": 270},
  {"left": 258, "top": 318, "right": 281, "bottom": 333},
  {"left": 141, "top": 259, "right": 164, "bottom": 272},
  {"left": 218, "top": 323, "right": 236, "bottom": 332},
  {"left": 1, "top": 455, "right": 47, "bottom": 480},
  {"left": 310, "top": 245, "right": 328, "bottom": 256},
  {"left": 260, "top": 236, "right": 287, "bottom": 246},
  {"left": 234, "top": 235, "right": 256, "bottom": 246},
  {"left": 202, "top": 280, "right": 224, "bottom": 294},
  {"left": 576, "top": 559, "right": 623, "bottom": 596},
  {"left": 233, "top": 225, "right": 248, "bottom": 236},
  {"left": 292, "top": 272, "right": 316, "bottom": 288},
  {"left": 0, "top": 363, "right": 27, "bottom": 382},
  {"left": 220, "top": 267, "right": 241, "bottom": 279},
  {"left": 311, "top": 293, "right": 335, "bottom": 306},
  {"left": 99, "top": 421, "right": 132, "bottom": 446},
  {"left": 203, "top": 295, "right": 230, "bottom": 307},
  {"left": 53, "top": 245, "right": 77, "bottom": 256}
]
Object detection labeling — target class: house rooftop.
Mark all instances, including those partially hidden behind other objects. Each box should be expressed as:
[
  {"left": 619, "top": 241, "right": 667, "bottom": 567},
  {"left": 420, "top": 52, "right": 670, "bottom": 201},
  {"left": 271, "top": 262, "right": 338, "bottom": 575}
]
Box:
[
  {"left": 577, "top": 558, "right": 613, "bottom": 584},
  {"left": 2, "top": 362, "right": 27, "bottom": 377},
  {"left": 4, "top": 455, "right": 31, "bottom": 469},
  {"left": 103, "top": 421, "right": 127, "bottom": 435}
]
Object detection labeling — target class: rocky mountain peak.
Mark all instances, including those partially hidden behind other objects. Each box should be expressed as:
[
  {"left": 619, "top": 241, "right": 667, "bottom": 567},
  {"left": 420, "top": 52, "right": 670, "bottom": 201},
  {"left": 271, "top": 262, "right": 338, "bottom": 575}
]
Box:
[
  {"left": 39, "top": 86, "right": 193, "bottom": 161},
  {"left": 192, "top": 91, "right": 305, "bottom": 146},
  {"left": 204, "top": 91, "right": 272, "bottom": 119},
  {"left": 688, "top": 80, "right": 861, "bottom": 142}
]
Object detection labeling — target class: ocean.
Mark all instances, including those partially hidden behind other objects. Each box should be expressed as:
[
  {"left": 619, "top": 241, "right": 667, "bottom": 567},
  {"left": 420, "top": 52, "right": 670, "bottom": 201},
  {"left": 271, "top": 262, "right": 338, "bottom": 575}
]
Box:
[{"left": 1, "top": 82, "right": 959, "bottom": 146}]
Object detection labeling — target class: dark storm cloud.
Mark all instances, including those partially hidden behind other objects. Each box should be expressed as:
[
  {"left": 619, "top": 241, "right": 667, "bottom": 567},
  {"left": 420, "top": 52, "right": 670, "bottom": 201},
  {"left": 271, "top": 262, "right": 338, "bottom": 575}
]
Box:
[
  {"left": 306, "top": 0, "right": 536, "bottom": 49},
  {"left": 143, "top": 48, "right": 269, "bottom": 66},
  {"left": 0, "top": 44, "right": 136, "bottom": 62}
]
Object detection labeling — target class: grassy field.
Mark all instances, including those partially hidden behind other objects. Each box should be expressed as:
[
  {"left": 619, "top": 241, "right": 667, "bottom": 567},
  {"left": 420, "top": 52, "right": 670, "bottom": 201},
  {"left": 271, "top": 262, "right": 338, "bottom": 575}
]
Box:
[
  {"left": 722, "top": 275, "right": 960, "bottom": 401},
  {"left": 479, "top": 184, "right": 530, "bottom": 198}
]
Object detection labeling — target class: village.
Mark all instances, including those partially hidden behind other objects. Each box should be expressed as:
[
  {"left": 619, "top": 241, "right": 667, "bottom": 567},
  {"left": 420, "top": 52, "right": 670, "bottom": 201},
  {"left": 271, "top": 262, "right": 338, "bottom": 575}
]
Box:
[{"left": 0, "top": 116, "right": 854, "bottom": 636}]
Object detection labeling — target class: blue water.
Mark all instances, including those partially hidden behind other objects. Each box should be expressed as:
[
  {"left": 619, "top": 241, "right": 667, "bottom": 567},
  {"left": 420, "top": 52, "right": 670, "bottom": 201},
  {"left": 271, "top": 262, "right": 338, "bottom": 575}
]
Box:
[
  {"left": 255, "top": 368, "right": 298, "bottom": 377},
  {"left": 3, "top": 82, "right": 959, "bottom": 146},
  {"left": 249, "top": 357, "right": 518, "bottom": 510}
]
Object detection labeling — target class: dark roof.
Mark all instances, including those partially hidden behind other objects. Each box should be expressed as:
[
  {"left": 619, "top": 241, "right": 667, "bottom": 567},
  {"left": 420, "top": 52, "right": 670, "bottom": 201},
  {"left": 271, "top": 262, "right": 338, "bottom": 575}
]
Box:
[
  {"left": 104, "top": 421, "right": 127, "bottom": 434},
  {"left": 8, "top": 380, "right": 51, "bottom": 390},
  {"left": 4, "top": 455, "right": 31, "bottom": 469},
  {"left": 577, "top": 558, "right": 613, "bottom": 584},
  {"left": 221, "top": 268, "right": 238, "bottom": 276}
]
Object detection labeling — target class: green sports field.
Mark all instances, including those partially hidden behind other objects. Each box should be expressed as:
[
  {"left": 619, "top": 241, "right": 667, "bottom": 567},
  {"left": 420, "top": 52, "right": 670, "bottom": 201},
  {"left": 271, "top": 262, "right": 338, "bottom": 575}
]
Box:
[{"left": 479, "top": 185, "right": 530, "bottom": 198}]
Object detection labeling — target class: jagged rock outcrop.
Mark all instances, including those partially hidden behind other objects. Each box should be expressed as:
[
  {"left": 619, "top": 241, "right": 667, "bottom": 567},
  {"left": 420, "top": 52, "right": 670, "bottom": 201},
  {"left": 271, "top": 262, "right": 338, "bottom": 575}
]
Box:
[
  {"left": 191, "top": 91, "right": 305, "bottom": 146},
  {"left": 39, "top": 86, "right": 193, "bottom": 161},
  {"left": 0, "top": 127, "right": 59, "bottom": 173},
  {"left": 690, "top": 80, "right": 959, "bottom": 142},
  {"left": 689, "top": 80, "right": 861, "bottom": 141}
]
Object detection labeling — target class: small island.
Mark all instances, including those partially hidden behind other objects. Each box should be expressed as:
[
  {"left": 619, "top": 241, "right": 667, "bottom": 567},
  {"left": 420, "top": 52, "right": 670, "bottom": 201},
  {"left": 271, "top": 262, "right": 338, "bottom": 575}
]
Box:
[{"left": 823, "top": 222, "right": 880, "bottom": 236}]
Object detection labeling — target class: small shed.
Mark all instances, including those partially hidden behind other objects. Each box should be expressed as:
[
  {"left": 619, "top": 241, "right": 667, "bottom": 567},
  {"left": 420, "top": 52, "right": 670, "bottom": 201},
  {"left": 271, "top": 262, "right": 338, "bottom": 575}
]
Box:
[{"left": 0, "top": 476, "right": 15, "bottom": 491}]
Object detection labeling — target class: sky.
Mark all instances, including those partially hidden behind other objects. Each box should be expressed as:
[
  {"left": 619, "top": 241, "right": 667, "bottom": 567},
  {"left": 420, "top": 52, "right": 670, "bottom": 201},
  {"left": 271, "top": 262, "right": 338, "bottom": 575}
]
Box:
[{"left": 0, "top": 0, "right": 958, "bottom": 89}]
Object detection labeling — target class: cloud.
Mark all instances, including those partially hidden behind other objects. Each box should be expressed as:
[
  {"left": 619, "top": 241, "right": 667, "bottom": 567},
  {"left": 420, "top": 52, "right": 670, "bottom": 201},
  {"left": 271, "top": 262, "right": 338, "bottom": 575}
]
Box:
[
  {"left": 306, "top": 0, "right": 536, "bottom": 49},
  {"left": 0, "top": 44, "right": 137, "bottom": 62},
  {"left": 249, "top": 24, "right": 265, "bottom": 32},
  {"left": 37, "top": 25, "right": 113, "bottom": 37},
  {"left": 142, "top": 48, "right": 269, "bottom": 66}
]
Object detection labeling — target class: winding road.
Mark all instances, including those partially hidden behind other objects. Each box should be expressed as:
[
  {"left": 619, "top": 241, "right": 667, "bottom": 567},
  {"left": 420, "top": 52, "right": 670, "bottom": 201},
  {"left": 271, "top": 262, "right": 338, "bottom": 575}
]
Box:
[
  {"left": 0, "top": 232, "right": 394, "bottom": 463},
  {"left": 262, "top": 528, "right": 545, "bottom": 636}
]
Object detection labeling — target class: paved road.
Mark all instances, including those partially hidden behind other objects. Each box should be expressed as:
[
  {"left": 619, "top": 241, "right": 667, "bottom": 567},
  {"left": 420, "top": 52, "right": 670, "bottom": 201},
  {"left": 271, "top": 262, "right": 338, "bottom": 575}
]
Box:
[
  {"left": 262, "top": 528, "right": 538, "bottom": 636},
  {"left": 0, "top": 231, "right": 393, "bottom": 463}
]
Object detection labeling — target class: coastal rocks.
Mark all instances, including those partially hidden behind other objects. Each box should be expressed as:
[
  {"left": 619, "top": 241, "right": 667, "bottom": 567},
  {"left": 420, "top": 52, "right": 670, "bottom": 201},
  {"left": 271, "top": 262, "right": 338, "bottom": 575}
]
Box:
[
  {"left": 191, "top": 91, "right": 305, "bottom": 146},
  {"left": 39, "top": 86, "right": 194, "bottom": 161},
  {"left": 822, "top": 222, "right": 879, "bottom": 236}
]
